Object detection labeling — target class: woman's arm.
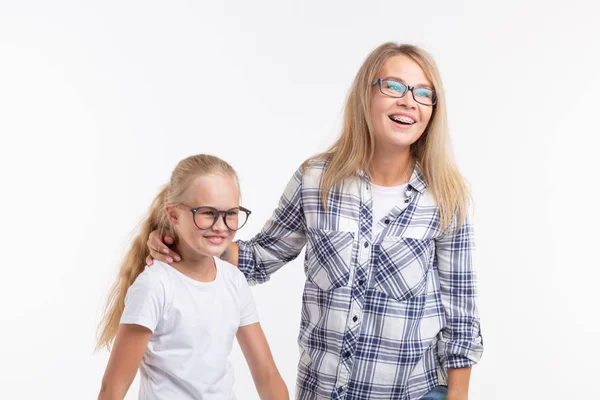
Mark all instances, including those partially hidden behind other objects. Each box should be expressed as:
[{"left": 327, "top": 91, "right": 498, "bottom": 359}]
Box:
[
  {"left": 219, "top": 241, "right": 239, "bottom": 266},
  {"left": 435, "top": 212, "right": 483, "bottom": 398},
  {"left": 236, "top": 323, "right": 289, "bottom": 400},
  {"left": 146, "top": 168, "right": 307, "bottom": 276},
  {"left": 447, "top": 367, "right": 472, "bottom": 400},
  {"left": 97, "top": 324, "right": 152, "bottom": 400},
  {"left": 234, "top": 168, "right": 307, "bottom": 284}
]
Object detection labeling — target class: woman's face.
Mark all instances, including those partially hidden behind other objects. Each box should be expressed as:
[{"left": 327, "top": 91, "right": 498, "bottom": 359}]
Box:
[{"left": 369, "top": 54, "right": 434, "bottom": 153}]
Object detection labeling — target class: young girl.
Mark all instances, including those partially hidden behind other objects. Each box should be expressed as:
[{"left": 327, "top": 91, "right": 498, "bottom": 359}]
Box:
[{"left": 96, "top": 154, "right": 288, "bottom": 400}]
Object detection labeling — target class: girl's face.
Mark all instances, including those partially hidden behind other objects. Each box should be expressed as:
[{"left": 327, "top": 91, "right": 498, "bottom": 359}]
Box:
[
  {"left": 369, "top": 54, "right": 434, "bottom": 153},
  {"left": 168, "top": 174, "right": 240, "bottom": 259}
]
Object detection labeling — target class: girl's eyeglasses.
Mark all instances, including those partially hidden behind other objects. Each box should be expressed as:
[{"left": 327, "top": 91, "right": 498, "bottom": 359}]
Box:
[{"left": 177, "top": 205, "right": 251, "bottom": 231}]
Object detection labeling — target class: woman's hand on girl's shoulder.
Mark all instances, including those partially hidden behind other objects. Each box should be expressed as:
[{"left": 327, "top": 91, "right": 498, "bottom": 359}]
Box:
[{"left": 145, "top": 230, "right": 180, "bottom": 265}]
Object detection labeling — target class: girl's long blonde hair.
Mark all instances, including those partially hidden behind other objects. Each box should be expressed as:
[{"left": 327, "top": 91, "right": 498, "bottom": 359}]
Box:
[
  {"left": 96, "top": 154, "right": 238, "bottom": 351},
  {"left": 303, "top": 42, "right": 469, "bottom": 229}
]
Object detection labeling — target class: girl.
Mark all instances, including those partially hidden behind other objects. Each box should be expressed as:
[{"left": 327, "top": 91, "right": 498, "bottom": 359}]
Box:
[
  {"left": 97, "top": 154, "right": 288, "bottom": 400},
  {"left": 148, "top": 43, "right": 483, "bottom": 400}
]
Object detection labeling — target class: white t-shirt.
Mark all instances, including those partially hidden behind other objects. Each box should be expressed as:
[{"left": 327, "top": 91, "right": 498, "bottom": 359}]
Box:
[
  {"left": 120, "top": 257, "right": 259, "bottom": 400},
  {"left": 371, "top": 183, "right": 409, "bottom": 235}
]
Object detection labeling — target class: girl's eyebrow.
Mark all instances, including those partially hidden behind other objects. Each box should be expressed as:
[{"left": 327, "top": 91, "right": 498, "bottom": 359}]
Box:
[{"left": 383, "top": 76, "right": 434, "bottom": 89}]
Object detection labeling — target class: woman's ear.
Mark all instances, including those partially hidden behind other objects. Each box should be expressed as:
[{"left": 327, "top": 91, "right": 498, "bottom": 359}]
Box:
[{"left": 165, "top": 203, "right": 179, "bottom": 225}]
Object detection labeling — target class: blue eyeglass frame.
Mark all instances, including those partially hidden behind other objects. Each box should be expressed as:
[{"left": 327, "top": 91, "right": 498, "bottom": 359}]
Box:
[{"left": 371, "top": 78, "right": 437, "bottom": 106}]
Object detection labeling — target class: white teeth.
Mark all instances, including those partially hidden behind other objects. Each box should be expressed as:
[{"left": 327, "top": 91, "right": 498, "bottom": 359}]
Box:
[{"left": 391, "top": 115, "right": 415, "bottom": 124}]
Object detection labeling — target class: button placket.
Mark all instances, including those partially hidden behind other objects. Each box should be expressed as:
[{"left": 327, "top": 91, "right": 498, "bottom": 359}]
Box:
[
  {"left": 335, "top": 365, "right": 351, "bottom": 399},
  {"left": 348, "top": 303, "right": 361, "bottom": 324},
  {"left": 359, "top": 240, "right": 370, "bottom": 262}
]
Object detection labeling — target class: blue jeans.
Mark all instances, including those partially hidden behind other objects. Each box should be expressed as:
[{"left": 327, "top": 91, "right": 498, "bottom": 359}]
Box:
[{"left": 420, "top": 385, "right": 448, "bottom": 400}]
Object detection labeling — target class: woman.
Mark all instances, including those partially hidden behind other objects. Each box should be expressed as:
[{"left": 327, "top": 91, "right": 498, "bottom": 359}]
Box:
[{"left": 148, "top": 43, "right": 483, "bottom": 400}]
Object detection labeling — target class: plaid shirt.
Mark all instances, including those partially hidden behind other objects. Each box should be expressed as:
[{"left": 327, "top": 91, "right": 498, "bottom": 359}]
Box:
[{"left": 238, "top": 161, "right": 483, "bottom": 400}]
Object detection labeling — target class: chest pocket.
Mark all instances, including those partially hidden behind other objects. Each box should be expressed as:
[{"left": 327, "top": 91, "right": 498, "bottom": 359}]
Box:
[
  {"left": 304, "top": 228, "right": 354, "bottom": 291},
  {"left": 374, "top": 237, "right": 433, "bottom": 301}
]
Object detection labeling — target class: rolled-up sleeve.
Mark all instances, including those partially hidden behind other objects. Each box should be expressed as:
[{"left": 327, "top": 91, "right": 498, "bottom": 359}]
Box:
[
  {"left": 237, "top": 168, "right": 307, "bottom": 285},
  {"left": 435, "top": 211, "right": 484, "bottom": 369}
]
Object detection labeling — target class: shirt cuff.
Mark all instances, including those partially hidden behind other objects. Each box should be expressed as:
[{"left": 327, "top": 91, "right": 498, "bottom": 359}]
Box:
[
  {"left": 437, "top": 338, "right": 484, "bottom": 369},
  {"left": 236, "top": 239, "right": 270, "bottom": 285}
]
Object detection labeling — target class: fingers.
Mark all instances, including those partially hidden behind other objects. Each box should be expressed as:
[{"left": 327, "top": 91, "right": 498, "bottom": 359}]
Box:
[
  {"left": 148, "top": 232, "right": 167, "bottom": 253},
  {"left": 161, "top": 236, "right": 180, "bottom": 262},
  {"left": 148, "top": 246, "right": 179, "bottom": 264},
  {"left": 146, "top": 234, "right": 180, "bottom": 264}
]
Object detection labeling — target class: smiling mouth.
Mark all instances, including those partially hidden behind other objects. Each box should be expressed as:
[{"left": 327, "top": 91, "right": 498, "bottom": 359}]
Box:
[
  {"left": 390, "top": 115, "right": 416, "bottom": 125},
  {"left": 205, "top": 236, "right": 226, "bottom": 245}
]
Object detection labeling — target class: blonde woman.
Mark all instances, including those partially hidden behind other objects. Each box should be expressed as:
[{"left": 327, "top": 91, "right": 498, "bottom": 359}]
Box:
[
  {"left": 148, "top": 43, "right": 483, "bottom": 400},
  {"left": 97, "top": 154, "right": 288, "bottom": 400}
]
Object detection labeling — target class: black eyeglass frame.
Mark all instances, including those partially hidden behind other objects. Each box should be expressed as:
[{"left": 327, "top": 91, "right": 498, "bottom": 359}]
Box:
[
  {"left": 177, "top": 205, "right": 252, "bottom": 231},
  {"left": 371, "top": 78, "right": 438, "bottom": 106}
]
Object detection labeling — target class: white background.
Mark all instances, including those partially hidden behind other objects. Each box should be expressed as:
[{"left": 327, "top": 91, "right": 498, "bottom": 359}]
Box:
[{"left": 1, "top": 1, "right": 599, "bottom": 399}]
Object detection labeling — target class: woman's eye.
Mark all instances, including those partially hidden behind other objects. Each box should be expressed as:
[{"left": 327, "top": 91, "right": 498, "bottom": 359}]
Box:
[
  {"left": 414, "top": 88, "right": 432, "bottom": 98},
  {"left": 387, "top": 83, "right": 403, "bottom": 92}
]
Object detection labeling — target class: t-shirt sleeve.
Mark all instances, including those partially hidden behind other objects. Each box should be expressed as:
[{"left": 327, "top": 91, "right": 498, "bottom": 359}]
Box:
[
  {"left": 120, "top": 269, "right": 165, "bottom": 332},
  {"left": 237, "top": 273, "right": 259, "bottom": 327}
]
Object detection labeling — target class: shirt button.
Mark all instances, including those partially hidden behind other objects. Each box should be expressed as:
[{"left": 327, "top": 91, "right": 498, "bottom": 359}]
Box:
[
  {"left": 384, "top": 219, "right": 390, "bottom": 224},
  {"left": 338, "top": 386, "right": 345, "bottom": 393},
  {"left": 363, "top": 241, "right": 369, "bottom": 248},
  {"left": 358, "top": 279, "right": 365, "bottom": 285},
  {"left": 344, "top": 351, "right": 351, "bottom": 358},
  {"left": 352, "top": 315, "right": 358, "bottom": 322}
]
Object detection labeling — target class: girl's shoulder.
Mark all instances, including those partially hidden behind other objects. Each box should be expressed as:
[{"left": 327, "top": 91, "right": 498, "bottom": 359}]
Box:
[
  {"left": 129, "top": 261, "right": 173, "bottom": 298},
  {"left": 122, "top": 262, "right": 175, "bottom": 322},
  {"left": 214, "top": 257, "right": 249, "bottom": 288},
  {"left": 142, "top": 260, "right": 173, "bottom": 281}
]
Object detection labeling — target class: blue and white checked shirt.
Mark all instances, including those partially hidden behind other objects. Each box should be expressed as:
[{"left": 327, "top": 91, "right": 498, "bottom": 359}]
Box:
[{"left": 238, "top": 161, "right": 483, "bottom": 400}]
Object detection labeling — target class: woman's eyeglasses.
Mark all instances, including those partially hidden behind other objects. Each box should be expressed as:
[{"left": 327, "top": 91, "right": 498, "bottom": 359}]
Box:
[{"left": 372, "top": 78, "right": 437, "bottom": 106}]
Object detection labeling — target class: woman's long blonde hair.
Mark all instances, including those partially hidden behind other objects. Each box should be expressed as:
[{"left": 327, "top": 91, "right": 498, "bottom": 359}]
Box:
[
  {"left": 96, "top": 154, "right": 238, "bottom": 351},
  {"left": 303, "top": 42, "right": 469, "bottom": 229}
]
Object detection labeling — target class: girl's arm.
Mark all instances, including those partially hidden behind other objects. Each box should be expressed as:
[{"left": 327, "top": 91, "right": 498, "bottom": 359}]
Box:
[
  {"left": 98, "top": 324, "right": 152, "bottom": 400},
  {"left": 236, "top": 323, "right": 289, "bottom": 400}
]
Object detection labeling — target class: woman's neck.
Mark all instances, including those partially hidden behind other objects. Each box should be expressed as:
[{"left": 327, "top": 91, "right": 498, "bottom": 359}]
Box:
[
  {"left": 171, "top": 243, "right": 216, "bottom": 282},
  {"left": 369, "top": 148, "right": 413, "bottom": 187}
]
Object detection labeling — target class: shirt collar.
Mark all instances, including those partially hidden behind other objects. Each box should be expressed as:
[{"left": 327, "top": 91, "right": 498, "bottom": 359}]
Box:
[{"left": 409, "top": 163, "right": 427, "bottom": 193}]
